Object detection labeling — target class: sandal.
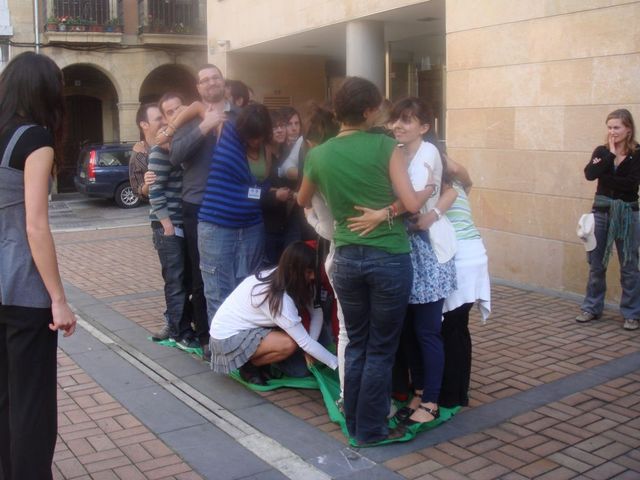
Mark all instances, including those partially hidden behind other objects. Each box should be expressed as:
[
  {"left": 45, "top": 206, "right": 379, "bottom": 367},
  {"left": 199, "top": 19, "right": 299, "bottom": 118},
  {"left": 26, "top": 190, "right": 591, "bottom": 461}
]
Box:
[
  {"left": 402, "top": 404, "right": 440, "bottom": 426},
  {"left": 392, "top": 406, "right": 415, "bottom": 424}
]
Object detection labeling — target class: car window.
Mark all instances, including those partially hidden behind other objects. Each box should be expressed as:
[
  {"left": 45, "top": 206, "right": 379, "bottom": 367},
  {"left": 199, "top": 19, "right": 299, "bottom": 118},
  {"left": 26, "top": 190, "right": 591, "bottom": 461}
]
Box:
[{"left": 98, "top": 149, "right": 133, "bottom": 167}]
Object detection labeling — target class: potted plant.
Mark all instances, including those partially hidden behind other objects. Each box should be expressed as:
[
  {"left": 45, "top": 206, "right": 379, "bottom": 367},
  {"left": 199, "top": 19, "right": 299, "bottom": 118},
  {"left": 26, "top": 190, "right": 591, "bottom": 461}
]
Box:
[
  {"left": 46, "top": 15, "right": 58, "bottom": 32},
  {"left": 105, "top": 17, "right": 122, "bottom": 33},
  {"left": 57, "top": 16, "right": 68, "bottom": 32}
]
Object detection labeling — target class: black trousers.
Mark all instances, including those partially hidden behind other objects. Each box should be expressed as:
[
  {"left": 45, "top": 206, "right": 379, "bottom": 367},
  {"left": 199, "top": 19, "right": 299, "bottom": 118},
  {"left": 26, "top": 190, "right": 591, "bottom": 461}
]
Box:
[
  {"left": 0, "top": 305, "right": 57, "bottom": 480},
  {"left": 439, "top": 302, "right": 474, "bottom": 408},
  {"left": 182, "top": 201, "right": 209, "bottom": 342}
]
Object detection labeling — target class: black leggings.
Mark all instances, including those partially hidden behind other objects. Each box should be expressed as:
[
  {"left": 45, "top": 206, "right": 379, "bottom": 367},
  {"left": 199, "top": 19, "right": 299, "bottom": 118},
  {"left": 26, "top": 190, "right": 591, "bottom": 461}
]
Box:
[
  {"left": 0, "top": 304, "right": 57, "bottom": 480},
  {"left": 439, "top": 302, "right": 473, "bottom": 408}
]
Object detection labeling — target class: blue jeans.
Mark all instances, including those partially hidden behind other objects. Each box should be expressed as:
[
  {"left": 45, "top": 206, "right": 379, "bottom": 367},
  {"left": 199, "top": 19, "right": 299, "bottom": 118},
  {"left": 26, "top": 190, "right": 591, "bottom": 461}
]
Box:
[
  {"left": 332, "top": 245, "right": 412, "bottom": 444},
  {"left": 581, "top": 211, "right": 640, "bottom": 319},
  {"left": 152, "top": 227, "right": 190, "bottom": 339},
  {"left": 198, "top": 222, "right": 265, "bottom": 324},
  {"left": 405, "top": 300, "right": 445, "bottom": 404}
]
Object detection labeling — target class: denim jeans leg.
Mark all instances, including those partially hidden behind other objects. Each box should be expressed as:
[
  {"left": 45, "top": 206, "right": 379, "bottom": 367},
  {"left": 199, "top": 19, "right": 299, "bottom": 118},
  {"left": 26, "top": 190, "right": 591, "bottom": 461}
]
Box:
[
  {"left": 198, "top": 222, "right": 236, "bottom": 325},
  {"left": 618, "top": 211, "right": 640, "bottom": 319},
  {"left": 409, "top": 300, "right": 445, "bottom": 404},
  {"left": 333, "top": 252, "right": 367, "bottom": 439},
  {"left": 152, "top": 228, "right": 187, "bottom": 338},
  {"left": 581, "top": 212, "right": 609, "bottom": 316},
  {"left": 333, "top": 246, "right": 412, "bottom": 444},
  {"left": 235, "top": 223, "right": 265, "bottom": 284}
]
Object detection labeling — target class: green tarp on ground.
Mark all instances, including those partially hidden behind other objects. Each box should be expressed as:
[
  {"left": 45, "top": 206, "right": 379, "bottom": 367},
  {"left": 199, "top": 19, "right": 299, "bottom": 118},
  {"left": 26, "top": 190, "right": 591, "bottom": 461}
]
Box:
[
  {"left": 149, "top": 337, "right": 204, "bottom": 357},
  {"left": 150, "top": 337, "right": 461, "bottom": 446},
  {"left": 229, "top": 362, "right": 461, "bottom": 447}
]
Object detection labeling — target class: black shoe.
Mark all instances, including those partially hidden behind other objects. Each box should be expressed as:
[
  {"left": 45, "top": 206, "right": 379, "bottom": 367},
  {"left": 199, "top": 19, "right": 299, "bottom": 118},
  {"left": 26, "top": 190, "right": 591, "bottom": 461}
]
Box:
[
  {"left": 356, "top": 425, "right": 409, "bottom": 447},
  {"left": 392, "top": 406, "right": 415, "bottom": 424},
  {"left": 239, "top": 363, "right": 267, "bottom": 386},
  {"left": 174, "top": 336, "right": 201, "bottom": 351}
]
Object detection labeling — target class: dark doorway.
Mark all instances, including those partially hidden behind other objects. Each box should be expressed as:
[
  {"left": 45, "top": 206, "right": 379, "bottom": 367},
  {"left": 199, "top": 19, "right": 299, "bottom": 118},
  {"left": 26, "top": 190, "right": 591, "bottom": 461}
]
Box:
[
  {"left": 60, "top": 95, "right": 103, "bottom": 192},
  {"left": 139, "top": 64, "right": 198, "bottom": 104}
]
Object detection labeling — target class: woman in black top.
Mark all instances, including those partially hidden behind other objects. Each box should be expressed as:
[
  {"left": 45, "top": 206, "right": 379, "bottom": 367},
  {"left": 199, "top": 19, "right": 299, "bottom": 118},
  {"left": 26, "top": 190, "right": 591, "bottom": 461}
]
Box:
[
  {"left": 578, "top": 109, "right": 640, "bottom": 330},
  {"left": 0, "top": 52, "right": 76, "bottom": 480}
]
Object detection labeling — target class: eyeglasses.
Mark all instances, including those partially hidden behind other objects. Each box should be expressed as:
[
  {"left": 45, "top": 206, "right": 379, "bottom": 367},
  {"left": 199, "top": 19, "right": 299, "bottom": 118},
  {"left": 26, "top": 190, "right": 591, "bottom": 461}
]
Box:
[{"left": 198, "top": 76, "right": 222, "bottom": 85}]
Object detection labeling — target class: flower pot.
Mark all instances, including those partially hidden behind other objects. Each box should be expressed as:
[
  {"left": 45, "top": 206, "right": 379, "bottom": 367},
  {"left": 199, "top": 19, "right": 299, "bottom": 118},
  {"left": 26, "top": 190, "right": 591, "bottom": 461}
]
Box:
[
  {"left": 89, "top": 25, "right": 104, "bottom": 33},
  {"left": 46, "top": 22, "right": 58, "bottom": 32},
  {"left": 58, "top": 23, "right": 67, "bottom": 32}
]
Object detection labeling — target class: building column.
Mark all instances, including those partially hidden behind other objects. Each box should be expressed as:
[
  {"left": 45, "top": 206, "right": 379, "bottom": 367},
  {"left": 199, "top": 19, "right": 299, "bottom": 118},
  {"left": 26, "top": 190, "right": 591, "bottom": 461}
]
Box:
[
  {"left": 117, "top": 101, "right": 140, "bottom": 143},
  {"left": 346, "top": 20, "right": 385, "bottom": 92}
]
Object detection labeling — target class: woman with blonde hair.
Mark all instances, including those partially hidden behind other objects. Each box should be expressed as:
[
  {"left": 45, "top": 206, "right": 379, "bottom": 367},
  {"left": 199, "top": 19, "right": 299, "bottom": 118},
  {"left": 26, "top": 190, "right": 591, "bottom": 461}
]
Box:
[{"left": 577, "top": 109, "right": 640, "bottom": 330}]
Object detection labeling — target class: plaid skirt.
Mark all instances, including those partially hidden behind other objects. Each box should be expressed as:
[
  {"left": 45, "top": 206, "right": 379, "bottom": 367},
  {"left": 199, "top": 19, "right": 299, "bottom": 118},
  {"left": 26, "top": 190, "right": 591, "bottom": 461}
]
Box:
[{"left": 209, "top": 327, "right": 272, "bottom": 374}]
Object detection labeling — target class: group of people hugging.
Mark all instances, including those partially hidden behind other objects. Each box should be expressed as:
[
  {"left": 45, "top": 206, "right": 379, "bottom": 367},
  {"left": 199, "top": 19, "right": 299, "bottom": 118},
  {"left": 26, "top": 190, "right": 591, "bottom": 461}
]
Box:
[{"left": 132, "top": 65, "right": 490, "bottom": 446}]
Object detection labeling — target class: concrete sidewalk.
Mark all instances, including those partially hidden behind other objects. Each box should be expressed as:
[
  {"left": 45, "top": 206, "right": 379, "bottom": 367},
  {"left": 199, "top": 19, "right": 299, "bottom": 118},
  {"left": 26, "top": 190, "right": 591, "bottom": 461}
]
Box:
[{"left": 52, "top": 225, "right": 640, "bottom": 479}]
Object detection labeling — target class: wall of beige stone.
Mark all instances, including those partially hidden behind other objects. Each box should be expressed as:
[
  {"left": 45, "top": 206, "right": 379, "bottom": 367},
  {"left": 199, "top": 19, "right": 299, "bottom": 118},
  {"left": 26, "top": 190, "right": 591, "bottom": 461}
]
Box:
[
  {"left": 446, "top": 0, "right": 640, "bottom": 302},
  {"left": 207, "top": 0, "right": 423, "bottom": 50},
  {"left": 225, "top": 52, "right": 327, "bottom": 110}
]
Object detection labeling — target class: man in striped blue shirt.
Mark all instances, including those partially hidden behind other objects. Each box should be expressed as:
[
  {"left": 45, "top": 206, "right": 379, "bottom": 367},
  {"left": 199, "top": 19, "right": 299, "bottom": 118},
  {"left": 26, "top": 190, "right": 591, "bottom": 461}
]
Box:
[{"left": 148, "top": 99, "right": 200, "bottom": 351}]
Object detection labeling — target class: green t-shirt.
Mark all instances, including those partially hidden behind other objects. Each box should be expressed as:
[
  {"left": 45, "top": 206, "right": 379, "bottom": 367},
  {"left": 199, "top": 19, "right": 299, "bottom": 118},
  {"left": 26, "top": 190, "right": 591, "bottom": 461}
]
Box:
[{"left": 304, "top": 131, "right": 410, "bottom": 254}]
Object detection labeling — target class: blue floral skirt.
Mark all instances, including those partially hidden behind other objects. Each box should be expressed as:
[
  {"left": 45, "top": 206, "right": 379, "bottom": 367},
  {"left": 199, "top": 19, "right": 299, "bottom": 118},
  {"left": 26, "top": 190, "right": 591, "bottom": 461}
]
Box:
[{"left": 409, "top": 234, "right": 457, "bottom": 304}]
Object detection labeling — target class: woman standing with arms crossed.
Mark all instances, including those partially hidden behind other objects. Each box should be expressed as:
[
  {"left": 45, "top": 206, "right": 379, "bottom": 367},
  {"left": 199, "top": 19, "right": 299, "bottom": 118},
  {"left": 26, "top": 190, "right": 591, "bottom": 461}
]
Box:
[
  {"left": 577, "top": 109, "right": 640, "bottom": 330},
  {"left": 298, "top": 77, "right": 434, "bottom": 445},
  {"left": 0, "top": 52, "right": 77, "bottom": 479}
]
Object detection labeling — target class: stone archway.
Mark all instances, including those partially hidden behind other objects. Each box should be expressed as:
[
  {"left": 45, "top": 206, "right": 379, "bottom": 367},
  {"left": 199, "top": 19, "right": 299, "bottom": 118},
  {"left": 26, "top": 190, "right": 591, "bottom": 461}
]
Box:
[
  {"left": 61, "top": 64, "right": 119, "bottom": 192},
  {"left": 138, "top": 64, "right": 198, "bottom": 104}
]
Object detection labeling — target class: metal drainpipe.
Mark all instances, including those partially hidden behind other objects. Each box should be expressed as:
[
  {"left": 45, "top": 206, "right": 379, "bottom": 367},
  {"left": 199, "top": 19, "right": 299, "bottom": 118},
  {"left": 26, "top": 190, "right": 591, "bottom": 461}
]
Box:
[{"left": 33, "top": 0, "right": 40, "bottom": 53}]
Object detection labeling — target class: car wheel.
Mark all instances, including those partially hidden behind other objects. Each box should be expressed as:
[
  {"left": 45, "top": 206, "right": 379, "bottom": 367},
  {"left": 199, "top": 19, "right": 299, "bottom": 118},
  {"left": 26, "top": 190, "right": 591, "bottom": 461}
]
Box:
[{"left": 114, "top": 182, "right": 141, "bottom": 209}]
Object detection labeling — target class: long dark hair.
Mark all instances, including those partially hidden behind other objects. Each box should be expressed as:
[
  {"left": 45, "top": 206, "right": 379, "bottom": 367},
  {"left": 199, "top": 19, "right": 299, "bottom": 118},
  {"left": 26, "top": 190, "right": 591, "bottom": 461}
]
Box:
[
  {"left": 305, "top": 103, "right": 339, "bottom": 146},
  {"left": 252, "top": 242, "right": 315, "bottom": 317},
  {"left": 0, "top": 52, "right": 65, "bottom": 172},
  {"left": 236, "top": 103, "right": 273, "bottom": 145}
]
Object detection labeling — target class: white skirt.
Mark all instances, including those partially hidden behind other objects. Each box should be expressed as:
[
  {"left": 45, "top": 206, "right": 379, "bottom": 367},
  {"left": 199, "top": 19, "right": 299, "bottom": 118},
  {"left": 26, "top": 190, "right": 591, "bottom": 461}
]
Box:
[{"left": 442, "top": 238, "right": 491, "bottom": 322}]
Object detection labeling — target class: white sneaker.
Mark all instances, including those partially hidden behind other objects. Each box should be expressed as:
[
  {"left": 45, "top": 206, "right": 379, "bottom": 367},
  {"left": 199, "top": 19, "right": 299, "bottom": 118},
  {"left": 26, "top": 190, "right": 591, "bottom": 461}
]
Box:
[
  {"left": 575, "top": 311, "right": 598, "bottom": 323},
  {"left": 623, "top": 319, "right": 639, "bottom": 331}
]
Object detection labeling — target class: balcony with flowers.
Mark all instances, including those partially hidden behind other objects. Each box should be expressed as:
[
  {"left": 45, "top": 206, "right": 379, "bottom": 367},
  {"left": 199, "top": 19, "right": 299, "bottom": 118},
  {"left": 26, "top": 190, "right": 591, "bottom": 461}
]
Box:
[
  {"left": 43, "top": 0, "right": 123, "bottom": 43},
  {"left": 138, "top": 0, "right": 206, "bottom": 46}
]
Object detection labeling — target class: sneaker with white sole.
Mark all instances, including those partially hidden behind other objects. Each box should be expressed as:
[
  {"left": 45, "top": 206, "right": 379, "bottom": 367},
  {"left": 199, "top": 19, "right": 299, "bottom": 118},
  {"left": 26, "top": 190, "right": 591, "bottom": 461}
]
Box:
[
  {"left": 623, "top": 319, "right": 639, "bottom": 331},
  {"left": 575, "top": 311, "right": 598, "bottom": 323}
]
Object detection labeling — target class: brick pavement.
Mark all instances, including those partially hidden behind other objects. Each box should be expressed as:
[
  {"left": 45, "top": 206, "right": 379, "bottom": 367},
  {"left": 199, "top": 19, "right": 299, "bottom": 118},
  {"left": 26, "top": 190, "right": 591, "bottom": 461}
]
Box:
[
  {"left": 53, "top": 225, "right": 640, "bottom": 479},
  {"left": 384, "top": 372, "right": 640, "bottom": 479},
  {"left": 54, "top": 350, "right": 202, "bottom": 480}
]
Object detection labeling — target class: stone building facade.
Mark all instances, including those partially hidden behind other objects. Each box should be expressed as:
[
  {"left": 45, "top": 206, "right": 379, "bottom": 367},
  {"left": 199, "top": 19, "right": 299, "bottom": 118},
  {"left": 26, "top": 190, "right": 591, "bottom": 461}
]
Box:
[
  {"left": 3, "top": 0, "right": 207, "bottom": 191},
  {"left": 206, "top": 0, "right": 640, "bottom": 303}
]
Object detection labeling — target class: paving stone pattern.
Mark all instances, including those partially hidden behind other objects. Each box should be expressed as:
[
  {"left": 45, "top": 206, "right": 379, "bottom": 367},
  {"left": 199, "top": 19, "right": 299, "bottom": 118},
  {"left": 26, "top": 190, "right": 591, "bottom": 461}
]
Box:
[
  {"left": 385, "top": 372, "right": 640, "bottom": 479},
  {"left": 53, "top": 226, "right": 640, "bottom": 479},
  {"left": 54, "top": 350, "right": 202, "bottom": 480}
]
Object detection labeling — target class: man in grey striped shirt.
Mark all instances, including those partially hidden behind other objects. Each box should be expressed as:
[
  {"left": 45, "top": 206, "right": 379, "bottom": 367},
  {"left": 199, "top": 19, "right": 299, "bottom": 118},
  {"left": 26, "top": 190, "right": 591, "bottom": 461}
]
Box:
[{"left": 149, "top": 99, "right": 200, "bottom": 352}]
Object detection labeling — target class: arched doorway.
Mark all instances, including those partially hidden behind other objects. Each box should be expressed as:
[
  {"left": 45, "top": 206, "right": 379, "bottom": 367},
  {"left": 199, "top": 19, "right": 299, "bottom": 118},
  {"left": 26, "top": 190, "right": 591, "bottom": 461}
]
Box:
[
  {"left": 61, "top": 64, "right": 119, "bottom": 193},
  {"left": 139, "top": 64, "right": 197, "bottom": 104}
]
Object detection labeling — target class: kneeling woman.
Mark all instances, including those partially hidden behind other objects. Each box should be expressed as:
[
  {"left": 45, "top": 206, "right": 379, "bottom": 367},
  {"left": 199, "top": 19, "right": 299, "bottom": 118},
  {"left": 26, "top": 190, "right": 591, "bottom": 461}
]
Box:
[{"left": 209, "top": 242, "right": 338, "bottom": 385}]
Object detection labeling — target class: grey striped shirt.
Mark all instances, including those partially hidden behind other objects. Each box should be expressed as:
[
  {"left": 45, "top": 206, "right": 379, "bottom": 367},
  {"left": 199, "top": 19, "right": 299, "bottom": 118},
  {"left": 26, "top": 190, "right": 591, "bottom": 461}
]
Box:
[{"left": 149, "top": 145, "right": 183, "bottom": 225}]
